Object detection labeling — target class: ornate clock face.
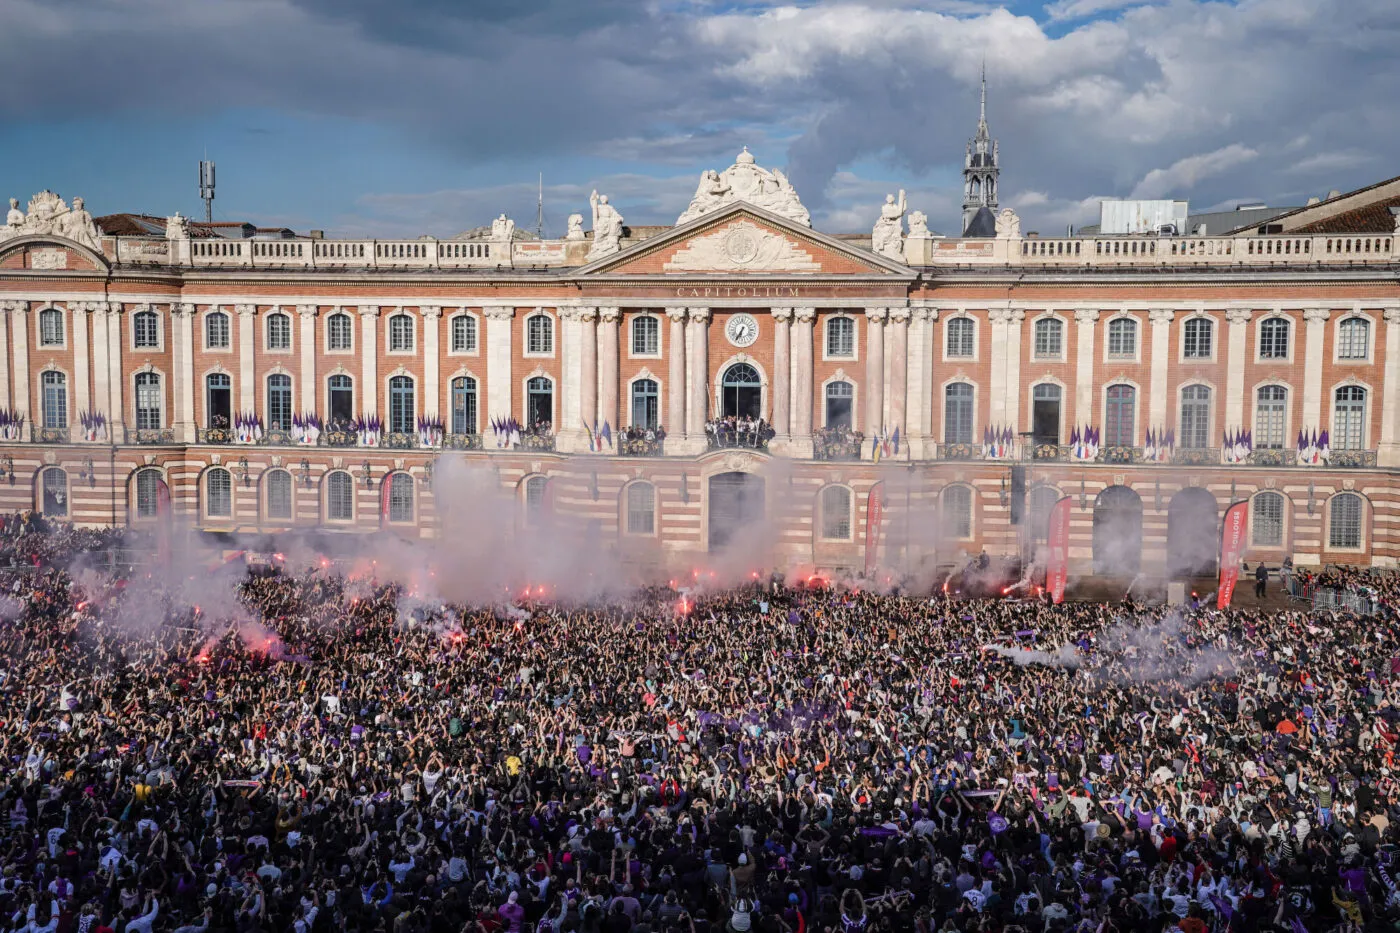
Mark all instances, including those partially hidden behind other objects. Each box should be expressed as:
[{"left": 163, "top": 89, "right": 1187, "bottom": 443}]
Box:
[{"left": 725, "top": 313, "right": 759, "bottom": 347}]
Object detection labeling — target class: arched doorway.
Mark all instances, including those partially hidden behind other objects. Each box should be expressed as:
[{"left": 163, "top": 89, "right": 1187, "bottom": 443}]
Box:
[
  {"left": 708, "top": 471, "right": 766, "bottom": 551},
  {"left": 1093, "top": 485, "right": 1142, "bottom": 575},
  {"left": 1167, "top": 487, "right": 1218, "bottom": 578},
  {"left": 720, "top": 363, "right": 762, "bottom": 419}
]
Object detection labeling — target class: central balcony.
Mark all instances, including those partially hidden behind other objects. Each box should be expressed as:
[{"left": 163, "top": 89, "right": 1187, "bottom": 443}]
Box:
[{"left": 813, "top": 429, "right": 864, "bottom": 462}]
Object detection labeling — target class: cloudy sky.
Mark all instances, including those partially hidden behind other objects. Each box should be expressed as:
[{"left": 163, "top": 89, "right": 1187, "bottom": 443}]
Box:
[{"left": 1, "top": 0, "right": 1395, "bottom": 238}]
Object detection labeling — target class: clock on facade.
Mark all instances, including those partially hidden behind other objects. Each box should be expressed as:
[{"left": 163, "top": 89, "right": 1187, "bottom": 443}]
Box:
[{"left": 725, "top": 313, "right": 759, "bottom": 347}]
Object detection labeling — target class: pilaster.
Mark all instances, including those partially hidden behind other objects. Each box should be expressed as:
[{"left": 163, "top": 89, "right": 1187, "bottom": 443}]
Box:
[
  {"left": 886, "top": 308, "right": 909, "bottom": 444},
  {"left": 1004, "top": 309, "right": 1024, "bottom": 432},
  {"left": 1224, "top": 308, "right": 1252, "bottom": 433},
  {"left": 236, "top": 304, "right": 256, "bottom": 414},
  {"left": 1073, "top": 309, "right": 1098, "bottom": 428},
  {"left": 1302, "top": 307, "right": 1331, "bottom": 431},
  {"left": 1381, "top": 307, "right": 1400, "bottom": 466},
  {"left": 790, "top": 308, "right": 815, "bottom": 458},
  {"left": 484, "top": 304, "right": 515, "bottom": 427},
  {"left": 175, "top": 303, "right": 196, "bottom": 442},
  {"left": 359, "top": 305, "right": 380, "bottom": 418},
  {"left": 1148, "top": 309, "right": 1173, "bottom": 432},
  {"left": 665, "top": 308, "right": 687, "bottom": 439},
  {"left": 864, "top": 307, "right": 887, "bottom": 437},
  {"left": 72, "top": 302, "right": 92, "bottom": 418},
  {"left": 421, "top": 306, "right": 441, "bottom": 419},
  {"left": 770, "top": 308, "right": 793, "bottom": 448},
  {"left": 598, "top": 307, "right": 621, "bottom": 431},
  {"left": 10, "top": 302, "right": 29, "bottom": 427},
  {"left": 685, "top": 308, "right": 710, "bottom": 439}
]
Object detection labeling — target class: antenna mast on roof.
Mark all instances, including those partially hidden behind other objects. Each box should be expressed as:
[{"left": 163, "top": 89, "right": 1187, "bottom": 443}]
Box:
[
  {"left": 199, "top": 158, "right": 216, "bottom": 224},
  {"left": 536, "top": 173, "right": 544, "bottom": 240}
]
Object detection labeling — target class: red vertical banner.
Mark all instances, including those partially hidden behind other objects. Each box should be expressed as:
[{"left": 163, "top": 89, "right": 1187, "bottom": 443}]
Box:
[
  {"left": 864, "top": 482, "right": 885, "bottom": 576},
  {"left": 380, "top": 474, "right": 392, "bottom": 521},
  {"left": 1045, "top": 495, "right": 1073, "bottom": 604},
  {"left": 1218, "top": 500, "right": 1250, "bottom": 609},
  {"left": 155, "top": 477, "right": 172, "bottom": 567}
]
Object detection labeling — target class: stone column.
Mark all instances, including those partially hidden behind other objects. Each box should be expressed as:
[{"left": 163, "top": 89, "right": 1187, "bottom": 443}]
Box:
[
  {"left": 1073, "top": 309, "right": 1099, "bottom": 429},
  {"left": 484, "top": 304, "right": 515, "bottom": 425},
  {"left": 236, "top": 304, "right": 256, "bottom": 413},
  {"left": 1148, "top": 309, "right": 1174, "bottom": 432},
  {"left": 10, "top": 303, "right": 29, "bottom": 425},
  {"left": 359, "top": 306, "right": 380, "bottom": 418},
  {"left": 792, "top": 309, "right": 815, "bottom": 442},
  {"left": 908, "top": 305, "right": 937, "bottom": 458},
  {"left": 598, "top": 307, "right": 621, "bottom": 430},
  {"left": 887, "top": 308, "right": 909, "bottom": 440},
  {"left": 1302, "top": 307, "right": 1331, "bottom": 431},
  {"left": 72, "top": 302, "right": 92, "bottom": 418},
  {"left": 0, "top": 303, "right": 13, "bottom": 411},
  {"left": 1004, "top": 309, "right": 1025, "bottom": 432},
  {"left": 175, "top": 303, "right": 196, "bottom": 441},
  {"left": 987, "top": 308, "right": 1010, "bottom": 427},
  {"left": 770, "top": 308, "right": 793, "bottom": 441},
  {"left": 105, "top": 304, "right": 124, "bottom": 441},
  {"left": 421, "top": 306, "right": 441, "bottom": 419},
  {"left": 297, "top": 305, "right": 317, "bottom": 417},
  {"left": 864, "top": 307, "right": 887, "bottom": 437},
  {"left": 665, "top": 308, "right": 687, "bottom": 438},
  {"left": 87, "top": 303, "right": 105, "bottom": 423},
  {"left": 165, "top": 303, "right": 184, "bottom": 434},
  {"left": 556, "top": 307, "right": 583, "bottom": 451},
  {"left": 1224, "top": 308, "right": 1252, "bottom": 432},
  {"left": 686, "top": 308, "right": 710, "bottom": 437},
  {"left": 578, "top": 307, "right": 598, "bottom": 433},
  {"left": 1381, "top": 307, "right": 1400, "bottom": 466}
]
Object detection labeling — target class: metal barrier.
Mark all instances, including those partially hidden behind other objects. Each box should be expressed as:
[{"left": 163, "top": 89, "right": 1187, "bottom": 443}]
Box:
[{"left": 1311, "top": 587, "right": 1381, "bottom": 616}]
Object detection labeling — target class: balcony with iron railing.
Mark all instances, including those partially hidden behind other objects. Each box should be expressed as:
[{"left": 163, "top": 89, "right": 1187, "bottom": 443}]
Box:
[{"left": 813, "top": 428, "right": 864, "bottom": 462}]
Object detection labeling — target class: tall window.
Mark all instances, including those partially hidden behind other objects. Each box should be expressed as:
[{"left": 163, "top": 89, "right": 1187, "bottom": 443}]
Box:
[
  {"left": 39, "top": 308, "right": 63, "bottom": 347},
  {"left": 206, "top": 468, "right": 232, "bottom": 518},
  {"left": 206, "top": 310, "right": 230, "bottom": 349},
  {"left": 631, "top": 316, "right": 659, "bottom": 355},
  {"left": 387, "top": 473, "right": 414, "bottom": 523},
  {"left": 1252, "top": 492, "right": 1284, "bottom": 547},
  {"left": 945, "top": 318, "right": 975, "bottom": 358},
  {"left": 265, "top": 470, "right": 293, "bottom": 521},
  {"left": 631, "top": 379, "right": 659, "bottom": 430},
  {"left": 626, "top": 482, "right": 655, "bottom": 535},
  {"left": 825, "top": 381, "right": 853, "bottom": 430},
  {"left": 133, "top": 309, "right": 159, "bottom": 349},
  {"left": 135, "top": 372, "right": 162, "bottom": 430},
  {"left": 944, "top": 383, "right": 974, "bottom": 444},
  {"left": 526, "top": 314, "right": 554, "bottom": 355},
  {"left": 1329, "top": 493, "right": 1363, "bottom": 549},
  {"left": 1031, "top": 384, "right": 1061, "bottom": 446},
  {"left": 267, "top": 374, "right": 292, "bottom": 430},
  {"left": 135, "top": 469, "right": 162, "bottom": 519},
  {"left": 941, "top": 485, "right": 973, "bottom": 540},
  {"left": 720, "top": 363, "right": 762, "bottom": 419},
  {"left": 1255, "top": 385, "right": 1287, "bottom": 449},
  {"left": 1105, "top": 384, "right": 1135, "bottom": 447},
  {"left": 327, "top": 312, "right": 353, "bottom": 351},
  {"left": 1028, "top": 486, "right": 1060, "bottom": 543},
  {"left": 526, "top": 376, "right": 553, "bottom": 427},
  {"left": 328, "top": 375, "right": 354, "bottom": 424},
  {"left": 826, "top": 317, "right": 855, "bottom": 358},
  {"left": 820, "top": 486, "right": 852, "bottom": 540},
  {"left": 524, "top": 476, "right": 549, "bottom": 526},
  {"left": 1183, "top": 317, "right": 1213, "bottom": 359},
  {"left": 1258, "top": 317, "right": 1290, "bottom": 359},
  {"left": 451, "top": 376, "right": 477, "bottom": 435},
  {"left": 388, "top": 313, "right": 414, "bottom": 352},
  {"left": 451, "top": 315, "right": 477, "bottom": 353},
  {"left": 40, "top": 468, "right": 67, "bottom": 518},
  {"left": 1179, "top": 385, "right": 1211, "bottom": 449},
  {"left": 1338, "top": 317, "right": 1369, "bottom": 360},
  {"left": 1033, "top": 318, "right": 1063, "bottom": 359},
  {"left": 41, "top": 371, "right": 67, "bottom": 429},
  {"left": 388, "top": 376, "right": 415, "bottom": 434},
  {"left": 326, "top": 472, "right": 354, "bottom": 522},
  {"left": 1334, "top": 386, "right": 1366, "bottom": 450},
  {"left": 266, "top": 312, "right": 291, "bottom": 351},
  {"left": 1107, "top": 317, "right": 1137, "bottom": 358}
]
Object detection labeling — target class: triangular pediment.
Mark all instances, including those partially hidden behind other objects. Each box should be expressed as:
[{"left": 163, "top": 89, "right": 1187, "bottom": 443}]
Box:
[{"left": 576, "top": 202, "right": 911, "bottom": 277}]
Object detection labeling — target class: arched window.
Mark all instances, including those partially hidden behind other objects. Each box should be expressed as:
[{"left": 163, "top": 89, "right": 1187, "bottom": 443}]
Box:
[
  {"left": 134, "top": 372, "right": 162, "bottom": 430},
  {"left": 388, "top": 375, "right": 415, "bottom": 434},
  {"left": 387, "top": 473, "right": 414, "bottom": 523},
  {"left": 134, "top": 469, "right": 162, "bottom": 519},
  {"left": 1179, "top": 385, "right": 1211, "bottom": 449},
  {"left": 1183, "top": 317, "right": 1213, "bottom": 359},
  {"left": 133, "top": 309, "right": 160, "bottom": 349},
  {"left": 388, "top": 313, "right": 414, "bottom": 352},
  {"left": 825, "top": 381, "right": 853, "bottom": 430},
  {"left": 944, "top": 383, "right": 974, "bottom": 444},
  {"left": 1334, "top": 385, "right": 1366, "bottom": 450},
  {"left": 40, "top": 467, "right": 67, "bottom": 517},
  {"left": 720, "top": 363, "right": 761, "bottom": 419},
  {"left": 265, "top": 469, "right": 293, "bottom": 521},
  {"left": 526, "top": 376, "right": 553, "bottom": 428},
  {"left": 630, "top": 378, "right": 659, "bottom": 430},
  {"left": 1329, "top": 493, "right": 1363, "bottom": 549},
  {"left": 1255, "top": 385, "right": 1287, "bottom": 449},
  {"left": 1338, "top": 317, "right": 1369, "bottom": 360},
  {"left": 41, "top": 371, "right": 67, "bottom": 429},
  {"left": 625, "top": 482, "right": 655, "bottom": 535},
  {"left": 941, "top": 485, "right": 973, "bottom": 540},
  {"left": 1027, "top": 486, "right": 1061, "bottom": 542},
  {"left": 819, "top": 486, "right": 852, "bottom": 540},
  {"left": 1033, "top": 318, "right": 1063, "bottom": 359},
  {"left": 451, "top": 314, "right": 477, "bottom": 353},
  {"left": 825, "top": 317, "right": 855, "bottom": 358},
  {"left": 206, "top": 468, "right": 233, "bottom": 518},
  {"left": 39, "top": 308, "right": 64, "bottom": 347},
  {"left": 267, "top": 374, "right": 292, "bottom": 430},
  {"left": 1105, "top": 384, "right": 1135, "bottom": 447},
  {"left": 326, "top": 472, "right": 354, "bottom": 522},
  {"left": 328, "top": 375, "right": 354, "bottom": 424},
  {"left": 631, "top": 316, "right": 659, "bottom": 356},
  {"left": 526, "top": 314, "right": 554, "bottom": 355},
  {"left": 205, "top": 310, "right": 230, "bottom": 349},
  {"left": 206, "top": 373, "right": 232, "bottom": 428},
  {"left": 1259, "top": 316, "right": 1290, "bottom": 359},
  {"left": 1107, "top": 317, "right": 1137, "bottom": 359},
  {"left": 945, "top": 318, "right": 974, "bottom": 358},
  {"left": 451, "top": 376, "right": 477, "bottom": 435},
  {"left": 523, "top": 475, "right": 549, "bottom": 526},
  {"left": 1031, "top": 384, "right": 1062, "bottom": 445},
  {"left": 327, "top": 312, "right": 353, "bottom": 351},
  {"left": 1252, "top": 491, "right": 1285, "bottom": 547},
  {"left": 265, "top": 312, "right": 292, "bottom": 351}
]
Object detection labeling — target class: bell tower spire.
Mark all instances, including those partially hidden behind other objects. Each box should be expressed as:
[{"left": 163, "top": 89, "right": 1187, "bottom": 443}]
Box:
[{"left": 963, "top": 61, "right": 1000, "bottom": 235}]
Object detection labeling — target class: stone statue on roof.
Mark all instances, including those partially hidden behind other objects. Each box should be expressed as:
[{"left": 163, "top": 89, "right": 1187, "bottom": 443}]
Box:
[
  {"left": 0, "top": 190, "right": 100, "bottom": 249},
  {"left": 566, "top": 213, "right": 585, "bottom": 240},
  {"left": 995, "top": 208, "right": 1021, "bottom": 239},
  {"left": 871, "top": 190, "right": 907, "bottom": 261},
  {"left": 166, "top": 212, "right": 189, "bottom": 240},
  {"left": 907, "top": 210, "right": 932, "bottom": 238},
  {"left": 491, "top": 213, "right": 515, "bottom": 242},
  {"left": 676, "top": 148, "right": 811, "bottom": 227},
  {"left": 587, "top": 191, "right": 624, "bottom": 260}
]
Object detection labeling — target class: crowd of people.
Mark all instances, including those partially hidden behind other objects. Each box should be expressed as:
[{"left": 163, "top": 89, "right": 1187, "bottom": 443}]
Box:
[
  {"left": 812, "top": 426, "right": 865, "bottom": 462},
  {"left": 1, "top": 520, "right": 1400, "bottom": 932},
  {"left": 620, "top": 426, "right": 668, "bottom": 457},
  {"left": 705, "top": 417, "right": 775, "bottom": 451}
]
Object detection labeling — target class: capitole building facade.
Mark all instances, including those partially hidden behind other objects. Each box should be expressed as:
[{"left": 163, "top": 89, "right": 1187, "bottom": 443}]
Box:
[{"left": 1, "top": 142, "right": 1400, "bottom": 577}]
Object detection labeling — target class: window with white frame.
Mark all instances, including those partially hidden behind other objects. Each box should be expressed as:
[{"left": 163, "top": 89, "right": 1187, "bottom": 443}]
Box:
[
  {"left": 451, "top": 376, "right": 477, "bottom": 435},
  {"left": 267, "top": 374, "right": 293, "bottom": 431},
  {"left": 945, "top": 318, "right": 975, "bottom": 358},
  {"left": 1107, "top": 317, "right": 1137, "bottom": 358},
  {"left": 626, "top": 482, "right": 655, "bottom": 535},
  {"left": 134, "top": 372, "right": 162, "bottom": 430},
  {"left": 631, "top": 379, "right": 659, "bottom": 430},
  {"left": 524, "top": 476, "right": 549, "bottom": 525},
  {"left": 526, "top": 314, "right": 553, "bottom": 355},
  {"left": 1258, "top": 316, "right": 1290, "bottom": 359},
  {"left": 265, "top": 470, "right": 293, "bottom": 521},
  {"left": 451, "top": 315, "right": 477, "bottom": 353},
  {"left": 206, "top": 310, "right": 230, "bottom": 349},
  {"left": 825, "top": 381, "right": 853, "bottom": 430},
  {"left": 631, "top": 316, "right": 659, "bottom": 355},
  {"left": 135, "top": 469, "right": 162, "bottom": 518},
  {"left": 206, "top": 468, "right": 232, "bottom": 518},
  {"left": 820, "top": 486, "right": 852, "bottom": 540},
  {"left": 326, "top": 472, "right": 354, "bottom": 522},
  {"left": 1105, "top": 385, "right": 1135, "bottom": 447},
  {"left": 133, "top": 309, "right": 160, "bottom": 349},
  {"left": 266, "top": 312, "right": 291, "bottom": 351},
  {"left": 1333, "top": 385, "right": 1366, "bottom": 450},
  {"left": 944, "top": 383, "right": 974, "bottom": 444},
  {"left": 1033, "top": 318, "right": 1063, "bottom": 359},
  {"left": 826, "top": 317, "right": 855, "bottom": 358},
  {"left": 941, "top": 485, "right": 973, "bottom": 540},
  {"left": 388, "top": 376, "right": 415, "bottom": 434},
  {"left": 39, "top": 309, "right": 63, "bottom": 347},
  {"left": 40, "top": 468, "right": 67, "bottom": 518},
  {"left": 327, "top": 312, "right": 353, "bottom": 351},
  {"left": 328, "top": 375, "right": 354, "bottom": 425},
  {"left": 41, "top": 371, "right": 67, "bottom": 429},
  {"left": 388, "top": 313, "right": 414, "bottom": 352},
  {"left": 1183, "top": 317, "right": 1213, "bottom": 359},
  {"left": 1252, "top": 491, "right": 1284, "bottom": 547},
  {"left": 1329, "top": 493, "right": 1363, "bottom": 549},
  {"left": 1338, "top": 317, "right": 1369, "bottom": 360},
  {"left": 387, "top": 473, "right": 414, "bottom": 523},
  {"left": 1179, "top": 385, "right": 1211, "bottom": 449},
  {"left": 1255, "top": 385, "right": 1287, "bottom": 449}
]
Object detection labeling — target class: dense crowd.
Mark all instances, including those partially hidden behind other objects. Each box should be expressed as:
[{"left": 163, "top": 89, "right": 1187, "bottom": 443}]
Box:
[
  {"left": 2, "top": 522, "right": 1400, "bottom": 932},
  {"left": 705, "top": 418, "right": 775, "bottom": 450}
]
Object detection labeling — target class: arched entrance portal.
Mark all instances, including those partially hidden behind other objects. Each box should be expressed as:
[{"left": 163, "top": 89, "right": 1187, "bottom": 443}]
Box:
[
  {"left": 720, "top": 363, "right": 762, "bottom": 419},
  {"left": 1093, "top": 485, "right": 1142, "bottom": 575},
  {"left": 1167, "top": 487, "right": 1219, "bottom": 578},
  {"left": 708, "top": 471, "right": 766, "bottom": 551}
]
